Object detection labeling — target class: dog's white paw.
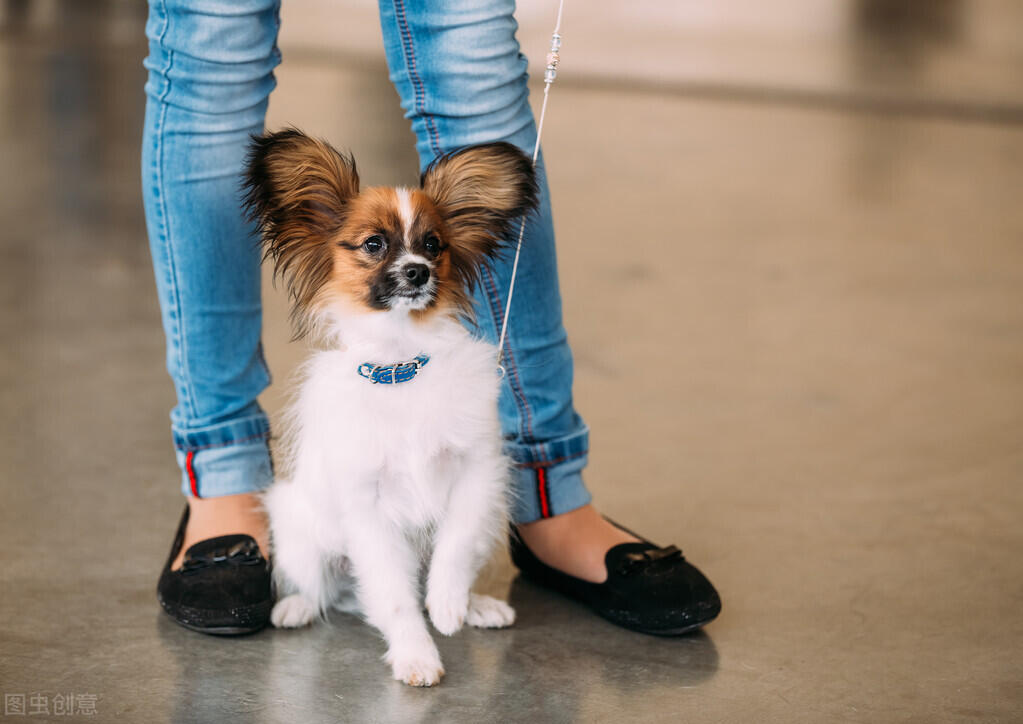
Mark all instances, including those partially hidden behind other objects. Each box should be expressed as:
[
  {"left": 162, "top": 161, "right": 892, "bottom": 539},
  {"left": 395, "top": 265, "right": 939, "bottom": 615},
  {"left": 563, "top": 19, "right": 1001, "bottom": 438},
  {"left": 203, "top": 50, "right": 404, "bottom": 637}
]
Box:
[
  {"left": 465, "top": 593, "right": 516, "bottom": 629},
  {"left": 271, "top": 594, "right": 318, "bottom": 628},
  {"left": 387, "top": 644, "right": 445, "bottom": 687},
  {"left": 426, "top": 588, "right": 469, "bottom": 636}
]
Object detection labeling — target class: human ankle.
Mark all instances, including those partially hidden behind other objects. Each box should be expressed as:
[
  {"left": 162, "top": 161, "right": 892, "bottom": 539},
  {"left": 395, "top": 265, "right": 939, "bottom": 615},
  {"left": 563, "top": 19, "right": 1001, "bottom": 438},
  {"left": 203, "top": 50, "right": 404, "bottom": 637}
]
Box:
[
  {"left": 516, "top": 505, "right": 638, "bottom": 583},
  {"left": 171, "top": 493, "right": 269, "bottom": 570}
]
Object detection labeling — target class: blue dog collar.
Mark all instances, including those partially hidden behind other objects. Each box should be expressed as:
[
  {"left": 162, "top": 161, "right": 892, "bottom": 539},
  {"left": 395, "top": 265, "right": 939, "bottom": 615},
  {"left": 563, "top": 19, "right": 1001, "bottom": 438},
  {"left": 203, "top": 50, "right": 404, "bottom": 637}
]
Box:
[{"left": 357, "top": 354, "right": 430, "bottom": 384}]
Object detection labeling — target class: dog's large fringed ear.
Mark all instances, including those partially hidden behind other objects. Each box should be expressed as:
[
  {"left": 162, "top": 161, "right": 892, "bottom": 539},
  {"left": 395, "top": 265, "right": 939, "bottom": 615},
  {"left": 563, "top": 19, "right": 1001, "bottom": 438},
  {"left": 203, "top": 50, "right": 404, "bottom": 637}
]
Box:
[
  {"left": 243, "top": 128, "right": 359, "bottom": 337},
  {"left": 421, "top": 142, "right": 539, "bottom": 290}
]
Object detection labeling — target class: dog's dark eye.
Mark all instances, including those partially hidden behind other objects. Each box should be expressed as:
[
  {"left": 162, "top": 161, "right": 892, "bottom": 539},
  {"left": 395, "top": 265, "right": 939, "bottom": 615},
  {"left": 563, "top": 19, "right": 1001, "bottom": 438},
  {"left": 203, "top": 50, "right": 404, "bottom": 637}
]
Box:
[
  {"left": 423, "top": 235, "right": 440, "bottom": 256},
  {"left": 363, "top": 236, "right": 385, "bottom": 254}
]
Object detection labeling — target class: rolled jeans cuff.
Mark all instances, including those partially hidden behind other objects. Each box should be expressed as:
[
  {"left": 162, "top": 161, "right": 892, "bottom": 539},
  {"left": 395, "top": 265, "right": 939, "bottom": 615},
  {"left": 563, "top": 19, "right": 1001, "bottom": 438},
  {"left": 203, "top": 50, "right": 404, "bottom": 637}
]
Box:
[
  {"left": 505, "top": 426, "right": 592, "bottom": 524},
  {"left": 171, "top": 406, "right": 273, "bottom": 499}
]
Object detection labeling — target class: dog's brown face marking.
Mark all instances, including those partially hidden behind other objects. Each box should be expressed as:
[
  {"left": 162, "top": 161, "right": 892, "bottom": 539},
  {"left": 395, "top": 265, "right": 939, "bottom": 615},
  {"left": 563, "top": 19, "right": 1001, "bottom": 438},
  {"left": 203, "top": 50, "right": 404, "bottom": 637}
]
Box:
[
  {"left": 323, "top": 188, "right": 454, "bottom": 316},
  {"left": 244, "top": 129, "right": 539, "bottom": 335}
]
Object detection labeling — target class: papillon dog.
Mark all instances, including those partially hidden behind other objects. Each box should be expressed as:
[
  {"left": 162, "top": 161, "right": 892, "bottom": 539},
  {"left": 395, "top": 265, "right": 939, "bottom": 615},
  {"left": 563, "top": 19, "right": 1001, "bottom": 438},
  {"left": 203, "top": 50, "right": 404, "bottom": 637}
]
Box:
[{"left": 243, "top": 129, "right": 538, "bottom": 686}]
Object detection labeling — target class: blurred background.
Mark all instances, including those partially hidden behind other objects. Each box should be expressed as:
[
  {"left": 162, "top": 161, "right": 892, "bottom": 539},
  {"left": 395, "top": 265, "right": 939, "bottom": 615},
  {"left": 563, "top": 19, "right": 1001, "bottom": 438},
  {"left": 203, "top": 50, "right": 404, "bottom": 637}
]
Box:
[{"left": 1, "top": 1, "right": 1021, "bottom": 722}]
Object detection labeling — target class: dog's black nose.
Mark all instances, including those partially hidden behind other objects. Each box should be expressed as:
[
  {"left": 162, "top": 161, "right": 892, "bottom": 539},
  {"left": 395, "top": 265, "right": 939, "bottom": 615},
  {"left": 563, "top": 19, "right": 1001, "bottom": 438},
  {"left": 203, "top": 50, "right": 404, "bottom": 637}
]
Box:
[{"left": 404, "top": 263, "right": 430, "bottom": 287}]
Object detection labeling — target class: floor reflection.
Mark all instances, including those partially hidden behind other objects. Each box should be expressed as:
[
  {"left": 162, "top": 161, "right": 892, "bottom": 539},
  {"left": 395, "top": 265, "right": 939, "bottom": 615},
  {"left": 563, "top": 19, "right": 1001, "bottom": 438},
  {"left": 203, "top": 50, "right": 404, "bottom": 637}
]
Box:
[{"left": 157, "top": 577, "right": 719, "bottom": 723}]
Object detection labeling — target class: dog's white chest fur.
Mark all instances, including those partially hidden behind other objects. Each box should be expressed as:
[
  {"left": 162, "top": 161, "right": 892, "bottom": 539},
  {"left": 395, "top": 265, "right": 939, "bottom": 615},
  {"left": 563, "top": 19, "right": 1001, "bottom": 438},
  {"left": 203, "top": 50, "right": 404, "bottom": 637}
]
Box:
[{"left": 288, "top": 317, "right": 502, "bottom": 531}]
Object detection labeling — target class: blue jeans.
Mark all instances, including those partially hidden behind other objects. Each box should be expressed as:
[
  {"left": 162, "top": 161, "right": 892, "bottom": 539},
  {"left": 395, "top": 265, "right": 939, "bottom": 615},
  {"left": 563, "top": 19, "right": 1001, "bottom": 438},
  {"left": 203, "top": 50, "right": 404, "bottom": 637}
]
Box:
[{"left": 142, "top": 0, "right": 591, "bottom": 524}]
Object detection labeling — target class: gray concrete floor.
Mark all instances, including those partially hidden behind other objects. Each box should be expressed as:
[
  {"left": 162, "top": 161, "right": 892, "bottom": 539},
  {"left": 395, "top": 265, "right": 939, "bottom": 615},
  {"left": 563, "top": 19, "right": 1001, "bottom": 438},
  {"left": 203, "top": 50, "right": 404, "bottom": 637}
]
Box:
[{"left": 1, "top": 1, "right": 1022, "bottom": 722}]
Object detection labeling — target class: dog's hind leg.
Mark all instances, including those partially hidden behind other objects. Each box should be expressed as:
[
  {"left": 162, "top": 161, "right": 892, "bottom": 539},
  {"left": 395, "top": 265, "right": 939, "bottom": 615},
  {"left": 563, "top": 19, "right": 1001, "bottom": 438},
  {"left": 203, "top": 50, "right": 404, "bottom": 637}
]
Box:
[
  {"left": 271, "top": 592, "right": 320, "bottom": 628},
  {"left": 263, "top": 483, "right": 327, "bottom": 629},
  {"left": 465, "top": 593, "right": 516, "bottom": 629}
]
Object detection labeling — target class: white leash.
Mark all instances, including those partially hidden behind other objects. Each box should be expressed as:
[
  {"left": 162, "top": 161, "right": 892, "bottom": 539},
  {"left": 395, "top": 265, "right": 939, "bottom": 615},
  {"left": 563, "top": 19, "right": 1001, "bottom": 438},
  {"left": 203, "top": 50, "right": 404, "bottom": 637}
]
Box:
[{"left": 496, "top": 0, "right": 565, "bottom": 376}]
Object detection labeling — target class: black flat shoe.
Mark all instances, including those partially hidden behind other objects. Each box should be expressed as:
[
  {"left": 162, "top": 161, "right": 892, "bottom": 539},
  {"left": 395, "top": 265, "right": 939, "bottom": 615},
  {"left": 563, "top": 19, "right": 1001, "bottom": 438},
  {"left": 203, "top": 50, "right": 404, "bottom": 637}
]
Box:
[
  {"left": 509, "top": 522, "right": 721, "bottom": 636},
  {"left": 156, "top": 506, "right": 272, "bottom": 635}
]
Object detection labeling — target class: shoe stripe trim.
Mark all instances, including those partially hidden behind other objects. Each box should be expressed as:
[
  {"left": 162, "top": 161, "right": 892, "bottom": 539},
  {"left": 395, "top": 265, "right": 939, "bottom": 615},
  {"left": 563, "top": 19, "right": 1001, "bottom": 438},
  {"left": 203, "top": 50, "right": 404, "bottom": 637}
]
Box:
[
  {"left": 186, "top": 450, "right": 199, "bottom": 498},
  {"left": 537, "top": 467, "right": 551, "bottom": 518}
]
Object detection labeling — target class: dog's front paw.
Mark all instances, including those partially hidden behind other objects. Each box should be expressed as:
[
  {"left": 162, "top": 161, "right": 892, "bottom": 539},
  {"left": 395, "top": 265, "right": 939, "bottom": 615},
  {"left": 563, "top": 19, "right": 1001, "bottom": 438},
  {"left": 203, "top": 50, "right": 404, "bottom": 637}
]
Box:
[
  {"left": 387, "top": 642, "right": 444, "bottom": 687},
  {"left": 465, "top": 593, "right": 516, "bottom": 629},
  {"left": 271, "top": 594, "right": 318, "bottom": 628},
  {"left": 426, "top": 588, "right": 469, "bottom": 636}
]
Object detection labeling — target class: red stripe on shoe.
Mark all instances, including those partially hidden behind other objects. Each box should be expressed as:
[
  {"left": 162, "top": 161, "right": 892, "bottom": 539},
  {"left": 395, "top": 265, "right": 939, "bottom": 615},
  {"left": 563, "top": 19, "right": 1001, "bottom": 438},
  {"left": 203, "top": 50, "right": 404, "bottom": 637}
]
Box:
[
  {"left": 537, "top": 467, "right": 551, "bottom": 518},
  {"left": 185, "top": 450, "right": 199, "bottom": 498}
]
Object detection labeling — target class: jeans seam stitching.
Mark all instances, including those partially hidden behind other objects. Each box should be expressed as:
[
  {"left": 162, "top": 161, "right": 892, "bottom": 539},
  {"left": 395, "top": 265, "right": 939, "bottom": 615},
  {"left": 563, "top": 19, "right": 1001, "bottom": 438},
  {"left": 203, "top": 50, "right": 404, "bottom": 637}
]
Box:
[
  {"left": 481, "top": 265, "right": 536, "bottom": 440},
  {"left": 392, "top": 0, "right": 443, "bottom": 158},
  {"left": 513, "top": 449, "right": 587, "bottom": 469},
  {"left": 152, "top": 0, "right": 198, "bottom": 420},
  {"left": 175, "top": 430, "right": 271, "bottom": 453}
]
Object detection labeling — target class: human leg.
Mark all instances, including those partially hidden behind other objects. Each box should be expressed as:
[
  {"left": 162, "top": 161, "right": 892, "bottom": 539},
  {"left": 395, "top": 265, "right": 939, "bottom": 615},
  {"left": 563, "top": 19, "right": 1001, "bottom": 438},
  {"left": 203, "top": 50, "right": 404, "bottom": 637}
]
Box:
[
  {"left": 143, "top": 0, "right": 280, "bottom": 621},
  {"left": 375, "top": 0, "right": 638, "bottom": 583}
]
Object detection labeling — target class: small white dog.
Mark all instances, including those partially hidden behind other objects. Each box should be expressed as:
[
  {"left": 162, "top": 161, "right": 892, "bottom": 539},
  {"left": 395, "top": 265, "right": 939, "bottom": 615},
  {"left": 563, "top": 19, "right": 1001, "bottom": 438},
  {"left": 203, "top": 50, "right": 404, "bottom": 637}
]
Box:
[{"left": 243, "top": 129, "right": 538, "bottom": 686}]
